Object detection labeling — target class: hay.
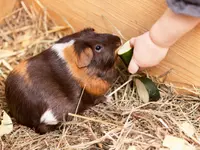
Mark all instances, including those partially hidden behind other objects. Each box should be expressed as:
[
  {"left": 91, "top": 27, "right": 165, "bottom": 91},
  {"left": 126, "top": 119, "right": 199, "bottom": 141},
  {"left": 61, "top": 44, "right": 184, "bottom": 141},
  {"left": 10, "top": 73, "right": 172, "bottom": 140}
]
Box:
[{"left": 0, "top": 1, "right": 200, "bottom": 150}]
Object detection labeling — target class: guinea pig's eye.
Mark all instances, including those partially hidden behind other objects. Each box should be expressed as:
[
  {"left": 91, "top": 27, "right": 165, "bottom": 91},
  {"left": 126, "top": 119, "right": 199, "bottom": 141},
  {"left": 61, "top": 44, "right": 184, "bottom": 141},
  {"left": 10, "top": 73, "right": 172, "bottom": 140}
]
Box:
[{"left": 95, "top": 45, "right": 102, "bottom": 52}]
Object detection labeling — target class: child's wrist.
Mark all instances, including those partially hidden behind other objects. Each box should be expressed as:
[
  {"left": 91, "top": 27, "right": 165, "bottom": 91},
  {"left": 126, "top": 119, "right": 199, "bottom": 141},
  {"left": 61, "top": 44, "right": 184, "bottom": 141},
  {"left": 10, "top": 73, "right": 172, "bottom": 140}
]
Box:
[
  {"left": 149, "top": 29, "right": 171, "bottom": 49},
  {"left": 149, "top": 8, "right": 200, "bottom": 48}
]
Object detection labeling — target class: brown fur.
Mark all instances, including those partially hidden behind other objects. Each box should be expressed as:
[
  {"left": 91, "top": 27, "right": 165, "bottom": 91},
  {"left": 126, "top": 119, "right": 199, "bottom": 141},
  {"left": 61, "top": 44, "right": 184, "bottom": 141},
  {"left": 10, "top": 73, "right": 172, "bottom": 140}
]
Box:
[
  {"left": 5, "top": 28, "right": 121, "bottom": 134},
  {"left": 76, "top": 47, "right": 93, "bottom": 68},
  {"left": 63, "top": 46, "right": 110, "bottom": 96},
  {"left": 12, "top": 61, "right": 30, "bottom": 84}
]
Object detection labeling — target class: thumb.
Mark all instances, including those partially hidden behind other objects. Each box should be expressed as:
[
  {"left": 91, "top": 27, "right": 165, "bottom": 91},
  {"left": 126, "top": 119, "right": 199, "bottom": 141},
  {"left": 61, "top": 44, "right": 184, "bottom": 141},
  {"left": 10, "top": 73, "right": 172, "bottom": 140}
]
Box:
[
  {"left": 128, "top": 37, "right": 138, "bottom": 74},
  {"left": 128, "top": 58, "right": 139, "bottom": 74}
]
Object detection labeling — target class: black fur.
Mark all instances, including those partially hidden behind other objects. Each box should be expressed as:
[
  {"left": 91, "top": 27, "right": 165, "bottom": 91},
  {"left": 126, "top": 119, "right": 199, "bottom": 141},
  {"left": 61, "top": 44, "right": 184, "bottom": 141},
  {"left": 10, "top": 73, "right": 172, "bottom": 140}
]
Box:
[{"left": 5, "top": 28, "right": 121, "bottom": 134}]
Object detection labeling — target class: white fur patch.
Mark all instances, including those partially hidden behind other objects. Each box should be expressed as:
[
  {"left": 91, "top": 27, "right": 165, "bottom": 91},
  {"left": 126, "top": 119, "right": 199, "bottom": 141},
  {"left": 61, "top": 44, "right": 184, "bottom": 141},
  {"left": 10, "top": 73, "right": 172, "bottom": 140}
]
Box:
[
  {"left": 51, "top": 40, "right": 75, "bottom": 60},
  {"left": 40, "top": 109, "right": 58, "bottom": 125}
]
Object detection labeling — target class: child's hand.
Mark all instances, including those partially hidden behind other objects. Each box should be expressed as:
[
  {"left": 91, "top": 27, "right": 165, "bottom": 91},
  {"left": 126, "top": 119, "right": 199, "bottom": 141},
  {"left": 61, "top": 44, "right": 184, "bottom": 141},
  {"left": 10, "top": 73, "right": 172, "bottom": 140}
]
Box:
[
  {"left": 128, "top": 32, "right": 169, "bottom": 74},
  {"left": 128, "top": 7, "right": 200, "bottom": 74}
]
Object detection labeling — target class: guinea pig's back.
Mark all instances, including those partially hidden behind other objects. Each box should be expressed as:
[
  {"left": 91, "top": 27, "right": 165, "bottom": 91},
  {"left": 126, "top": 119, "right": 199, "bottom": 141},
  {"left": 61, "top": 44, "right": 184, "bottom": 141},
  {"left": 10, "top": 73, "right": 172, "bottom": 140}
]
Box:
[
  {"left": 5, "top": 58, "right": 48, "bottom": 128},
  {"left": 5, "top": 50, "right": 81, "bottom": 133}
]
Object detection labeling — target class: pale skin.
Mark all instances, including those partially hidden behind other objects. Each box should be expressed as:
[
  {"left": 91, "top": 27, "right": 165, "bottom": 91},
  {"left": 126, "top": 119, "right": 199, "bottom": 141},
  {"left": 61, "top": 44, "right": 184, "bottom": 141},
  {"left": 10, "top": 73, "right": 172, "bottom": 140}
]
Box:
[{"left": 128, "top": 8, "right": 200, "bottom": 74}]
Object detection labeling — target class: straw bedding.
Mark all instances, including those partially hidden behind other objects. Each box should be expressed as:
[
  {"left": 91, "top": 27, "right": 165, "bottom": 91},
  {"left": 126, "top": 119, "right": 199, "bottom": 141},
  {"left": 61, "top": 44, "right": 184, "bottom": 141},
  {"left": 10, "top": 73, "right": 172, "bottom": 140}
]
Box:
[{"left": 0, "top": 1, "right": 200, "bottom": 150}]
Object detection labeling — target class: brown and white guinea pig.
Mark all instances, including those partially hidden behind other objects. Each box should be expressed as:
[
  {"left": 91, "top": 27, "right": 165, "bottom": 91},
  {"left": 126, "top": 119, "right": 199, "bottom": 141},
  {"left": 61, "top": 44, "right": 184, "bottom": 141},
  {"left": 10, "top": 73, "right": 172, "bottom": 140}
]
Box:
[{"left": 5, "top": 28, "right": 121, "bottom": 134}]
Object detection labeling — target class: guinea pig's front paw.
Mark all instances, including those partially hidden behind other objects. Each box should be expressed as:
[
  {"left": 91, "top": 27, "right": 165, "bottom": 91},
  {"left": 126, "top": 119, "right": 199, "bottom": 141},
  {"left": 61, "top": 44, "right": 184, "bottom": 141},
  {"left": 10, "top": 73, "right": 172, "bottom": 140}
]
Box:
[
  {"left": 105, "top": 96, "right": 112, "bottom": 103},
  {"left": 94, "top": 96, "right": 106, "bottom": 105},
  {"left": 94, "top": 96, "right": 112, "bottom": 105}
]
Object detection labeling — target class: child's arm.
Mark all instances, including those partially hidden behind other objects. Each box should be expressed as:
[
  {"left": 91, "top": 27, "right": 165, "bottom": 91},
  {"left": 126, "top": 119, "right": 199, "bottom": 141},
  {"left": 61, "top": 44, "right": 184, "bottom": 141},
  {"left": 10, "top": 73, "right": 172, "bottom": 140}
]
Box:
[
  {"left": 150, "top": 8, "right": 200, "bottom": 48},
  {"left": 128, "top": 6, "right": 200, "bottom": 74}
]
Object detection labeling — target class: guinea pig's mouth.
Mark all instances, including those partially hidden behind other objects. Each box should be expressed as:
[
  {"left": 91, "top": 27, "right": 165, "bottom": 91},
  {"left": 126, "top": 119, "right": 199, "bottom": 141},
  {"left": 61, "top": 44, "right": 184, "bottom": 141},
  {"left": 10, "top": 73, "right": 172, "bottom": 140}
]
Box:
[
  {"left": 115, "top": 41, "right": 122, "bottom": 55},
  {"left": 116, "top": 41, "right": 122, "bottom": 47}
]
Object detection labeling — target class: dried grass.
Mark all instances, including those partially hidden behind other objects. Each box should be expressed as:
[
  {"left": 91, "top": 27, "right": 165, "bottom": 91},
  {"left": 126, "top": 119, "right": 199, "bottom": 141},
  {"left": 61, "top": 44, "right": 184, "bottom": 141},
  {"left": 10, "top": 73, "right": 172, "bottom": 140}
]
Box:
[{"left": 0, "top": 1, "right": 200, "bottom": 150}]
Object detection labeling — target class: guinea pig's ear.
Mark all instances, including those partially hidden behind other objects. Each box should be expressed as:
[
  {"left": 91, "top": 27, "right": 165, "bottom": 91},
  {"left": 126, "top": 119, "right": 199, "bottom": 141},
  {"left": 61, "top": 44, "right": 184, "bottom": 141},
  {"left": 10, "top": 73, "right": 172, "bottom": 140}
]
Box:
[
  {"left": 76, "top": 47, "right": 93, "bottom": 68},
  {"left": 82, "top": 28, "right": 95, "bottom": 33}
]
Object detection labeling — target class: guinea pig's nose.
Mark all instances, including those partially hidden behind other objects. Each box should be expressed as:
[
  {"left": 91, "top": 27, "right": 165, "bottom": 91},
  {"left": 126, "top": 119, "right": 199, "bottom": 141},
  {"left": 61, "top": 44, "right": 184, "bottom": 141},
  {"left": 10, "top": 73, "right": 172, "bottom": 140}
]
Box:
[
  {"left": 116, "top": 41, "right": 122, "bottom": 47},
  {"left": 116, "top": 39, "right": 122, "bottom": 48}
]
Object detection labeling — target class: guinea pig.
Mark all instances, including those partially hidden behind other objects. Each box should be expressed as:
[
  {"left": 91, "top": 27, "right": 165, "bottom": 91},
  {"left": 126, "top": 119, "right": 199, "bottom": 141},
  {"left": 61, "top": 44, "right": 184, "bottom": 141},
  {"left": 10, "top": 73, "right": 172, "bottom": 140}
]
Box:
[{"left": 5, "top": 28, "right": 121, "bottom": 134}]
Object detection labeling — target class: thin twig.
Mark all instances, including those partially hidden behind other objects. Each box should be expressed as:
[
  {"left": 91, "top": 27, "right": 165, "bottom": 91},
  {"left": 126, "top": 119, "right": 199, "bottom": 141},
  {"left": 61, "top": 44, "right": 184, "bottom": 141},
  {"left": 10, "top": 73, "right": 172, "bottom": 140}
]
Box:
[
  {"left": 74, "top": 86, "right": 85, "bottom": 115},
  {"left": 108, "top": 77, "right": 133, "bottom": 97},
  {"left": 68, "top": 113, "right": 122, "bottom": 127},
  {"left": 21, "top": 1, "right": 33, "bottom": 19},
  {"left": 102, "top": 15, "right": 127, "bottom": 41}
]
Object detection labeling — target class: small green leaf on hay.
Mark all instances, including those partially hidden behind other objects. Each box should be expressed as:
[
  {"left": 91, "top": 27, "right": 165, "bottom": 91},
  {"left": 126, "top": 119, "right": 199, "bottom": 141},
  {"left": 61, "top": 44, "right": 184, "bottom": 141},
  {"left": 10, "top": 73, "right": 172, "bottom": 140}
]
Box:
[{"left": 0, "top": 110, "right": 13, "bottom": 137}]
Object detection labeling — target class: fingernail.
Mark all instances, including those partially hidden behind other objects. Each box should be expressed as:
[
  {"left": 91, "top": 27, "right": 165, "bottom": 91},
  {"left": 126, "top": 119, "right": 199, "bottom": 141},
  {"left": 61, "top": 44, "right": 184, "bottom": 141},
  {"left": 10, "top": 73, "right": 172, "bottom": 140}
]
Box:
[{"left": 128, "top": 60, "right": 139, "bottom": 74}]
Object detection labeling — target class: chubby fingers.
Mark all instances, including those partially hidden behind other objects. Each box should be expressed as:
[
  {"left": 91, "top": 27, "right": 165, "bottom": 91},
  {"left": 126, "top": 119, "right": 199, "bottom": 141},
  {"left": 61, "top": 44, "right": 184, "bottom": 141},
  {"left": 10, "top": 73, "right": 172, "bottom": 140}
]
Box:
[
  {"left": 128, "top": 38, "right": 140, "bottom": 74},
  {"left": 128, "top": 58, "right": 139, "bottom": 74},
  {"left": 129, "top": 37, "right": 135, "bottom": 47}
]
